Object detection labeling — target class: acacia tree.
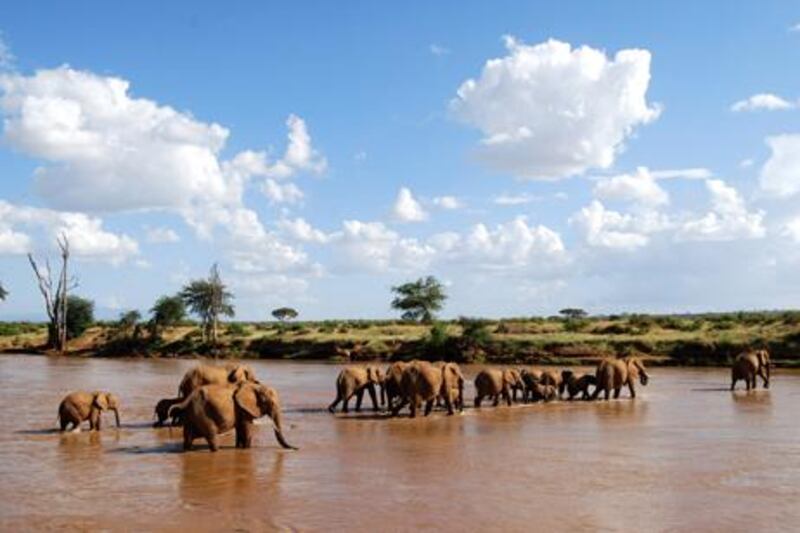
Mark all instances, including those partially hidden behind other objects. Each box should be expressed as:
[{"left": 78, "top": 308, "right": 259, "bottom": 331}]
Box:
[
  {"left": 28, "top": 235, "right": 76, "bottom": 352},
  {"left": 149, "top": 294, "right": 186, "bottom": 339},
  {"left": 272, "top": 307, "right": 298, "bottom": 322},
  {"left": 180, "top": 264, "right": 234, "bottom": 344},
  {"left": 391, "top": 275, "right": 447, "bottom": 323}
]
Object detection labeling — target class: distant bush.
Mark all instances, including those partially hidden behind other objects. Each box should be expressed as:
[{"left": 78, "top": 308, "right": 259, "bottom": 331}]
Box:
[
  {"left": 0, "top": 322, "right": 44, "bottom": 337},
  {"left": 226, "top": 323, "right": 249, "bottom": 337},
  {"left": 458, "top": 317, "right": 492, "bottom": 348},
  {"left": 563, "top": 318, "right": 590, "bottom": 333}
]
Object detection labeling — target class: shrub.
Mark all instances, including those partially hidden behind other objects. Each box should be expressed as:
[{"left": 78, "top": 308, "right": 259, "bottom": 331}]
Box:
[
  {"left": 458, "top": 317, "right": 492, "bottom": 348},
  {"left": 226, "top": 322, "right": 249, "bottom": 337},
  {"left": 66, "top": 296, "right": 95, "bottom": 340}
]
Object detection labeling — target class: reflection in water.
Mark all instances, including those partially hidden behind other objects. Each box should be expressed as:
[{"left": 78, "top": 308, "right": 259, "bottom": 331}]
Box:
[{"left": 0, "top": 356, "right": 799, "bottom": 531}]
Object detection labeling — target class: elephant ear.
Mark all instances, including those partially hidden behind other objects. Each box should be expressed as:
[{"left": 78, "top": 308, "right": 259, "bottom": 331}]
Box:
[
  {"left": 93, "top": 392, "right": 109, "bottom": 411},
  {"left": 234, "top": 385, "right": 261, "bottom": 419},
  {"left": 228, "top": 366, "right": 246, "bottom": 384}
]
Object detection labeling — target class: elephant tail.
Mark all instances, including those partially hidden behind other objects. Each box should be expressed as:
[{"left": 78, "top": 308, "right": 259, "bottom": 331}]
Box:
[{"left": 168, "top": 395, "right": 192, "bottom": 420}]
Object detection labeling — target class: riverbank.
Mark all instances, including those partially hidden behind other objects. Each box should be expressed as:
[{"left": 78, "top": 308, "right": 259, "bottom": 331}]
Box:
[{"left": 2, "top": 311, "right": 800, "bottom": 366}]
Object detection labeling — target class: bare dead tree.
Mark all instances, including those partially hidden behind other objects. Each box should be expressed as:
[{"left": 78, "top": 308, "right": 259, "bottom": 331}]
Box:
[{"left": 27, "top": 235, "right": 77, "bottom": 353}]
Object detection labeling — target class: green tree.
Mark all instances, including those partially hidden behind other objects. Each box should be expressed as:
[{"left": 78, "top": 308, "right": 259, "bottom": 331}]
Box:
[
  {"left": 272, "top": 307, "right": 299, "bottom": 322},
  {"left": 0, "top": 282, "right": 7, "bottom": 301},
  {"left": 559, "top": 308, "right": 587, "bottom": 319},
  {"left": 149, "top": 294, "right": 186, "bottom": 338},
  {"left": 180, "top": 264, "right": 234, "bottom": 343},
  {"left": 65, "top": 296, "right": 94, "bottom": 340},
  {"left": 390, "top": 276, "right": 446, "bottom": 323},
  {"left": 115, "top": 310, "right": 141, "bottom": 339}
]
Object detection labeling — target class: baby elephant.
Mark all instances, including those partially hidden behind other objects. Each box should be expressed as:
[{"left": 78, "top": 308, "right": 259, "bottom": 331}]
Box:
[
  {"left": 561, "top": 370, "right": 597, "bottom": 401},
  {"left": 153, "top": 397, "right": 184, "bottom": 427},
  {"left": 328, "top": 365, "right": 384, "bottom": 414},
  {"left": 58, "top": 391, "right": 121, "bottom": 432}
]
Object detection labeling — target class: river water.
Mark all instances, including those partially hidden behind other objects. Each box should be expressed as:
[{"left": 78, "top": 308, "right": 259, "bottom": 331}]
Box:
[{"left": 0, "top": 354, "right": 798, "bottom": 531}]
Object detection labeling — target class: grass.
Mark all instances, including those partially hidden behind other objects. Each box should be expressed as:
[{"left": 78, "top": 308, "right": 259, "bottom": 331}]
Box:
[{"left": 1, "top": 311, "right": 799, "bottom": 366}]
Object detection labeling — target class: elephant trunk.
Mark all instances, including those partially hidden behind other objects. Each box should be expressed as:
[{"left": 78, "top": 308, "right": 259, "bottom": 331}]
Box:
[
  {"left": 270, "top": 410, "right": 298, "bottom": 450},
  {"left": 113, "top": 408, "right": 121, "bottom": 428},
  {"left": 379, "top": 383, "right": 386, "bottom": 407}
]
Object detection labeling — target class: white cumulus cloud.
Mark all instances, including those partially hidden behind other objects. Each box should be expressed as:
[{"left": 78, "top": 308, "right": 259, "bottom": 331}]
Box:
[
  {"left": 451, "top": 36, "right": 659, "bottom": 179},
  {"left": 677, "top": 179, "right": 765, "bottom": 242},
  {"left": 145, "top": 226, "right": 180, "bottom": 244},
  {"left": 731, "top": 93, "right": 795, "bottom": 112},
  {"left": 432, "top": 196, "right": 463, "bottom": 210},
  {"left": 262, "top": 179, "right": 304, "bottom": 205},
  {"left": 759, "top": 134, "right": 800, "bottom": 197},
  {"left": 277, "top": 217, "right": 329, "bottom": 243},
  {"left": 593, "top": 167, "right": 669, "bottom": 206},
  {"left": 392, "top": 187, "right": 428, "bottom": 222}
]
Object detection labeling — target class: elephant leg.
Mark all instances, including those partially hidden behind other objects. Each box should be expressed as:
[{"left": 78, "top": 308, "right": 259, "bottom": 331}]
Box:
[
  {"left": 474, "top": 394, "right": 482, "bottom": 408},
  {"left": 409, "top": 400, "right": 417, "bottom": 419},
  {"left": 504, "top": 389, "right": 512, "bottom": 406},
  {"left": 183, "top": 428, "right": 194, "bottom": 451},
  {"left": 445, "top": 393, "right": 455, "bottom": 416},
  {"left": 613, "top": 387, "right": 621, "bottom": 399},
  {"left": 328, "top": 390, "right": 342, "bottom": 413},
  {"left": 367, "top": 384, "right": 379, "bottom": 412},
  {"left": 89, "top": 410, "right": 101, "bottom": 431},
  {"left": 342, "top": 393, "right": 351, "bottom": 413},
  {"left": 628, "top": 381, "right": 636, "bottom": 399},
  {"left": 604, "top": 387, "right": 610, "bottom": 400},
  {"left": 355, "top": 389, "right": 365, "bottom": 412},
  {"left": 391, "top": 398, "right": 408, "bottom": 417},
  {"left": 492, "top": 395, "right": 499, "bottom": 407},
  {"left": 730, "top": 377, "right": 736, "bottom": 391},
  {"left": 207, "top": 433, "right": 219, "bottom": 453},
  {"left": 424, "top": 400, "right": 434, "bottom": 416}
]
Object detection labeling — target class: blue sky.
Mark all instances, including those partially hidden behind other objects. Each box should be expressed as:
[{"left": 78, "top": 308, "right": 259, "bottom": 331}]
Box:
[{"left": 1, "top": 1, "right": 800, "bottom": 321}]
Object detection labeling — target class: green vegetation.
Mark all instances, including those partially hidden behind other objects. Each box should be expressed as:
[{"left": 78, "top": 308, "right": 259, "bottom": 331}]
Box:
[
  {"left": 272, "top": 307, "right": 299, "bottom": 322},
  {"left": 391, "top": 275, "right": 447, "bottom": 323},
  {"left": 0, "top": 281, "right": 8, "bottom": 301},
  {"left": 149, "top": 294, "right": 186, "bottom": 339},
  {"left": 65, "top": 296, "right": 94, "bottom": 340},
  {"left": 180, "top": 264, "right": 234, "bottom": 344}
]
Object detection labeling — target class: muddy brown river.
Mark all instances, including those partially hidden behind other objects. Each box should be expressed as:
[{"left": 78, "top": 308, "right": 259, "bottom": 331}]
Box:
[{"left": 0, "top": 354, "right": 798, "bottom": 531}]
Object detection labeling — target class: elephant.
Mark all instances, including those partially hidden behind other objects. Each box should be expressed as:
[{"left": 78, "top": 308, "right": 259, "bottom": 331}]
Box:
[
  {"left": 178, "top": 362, "right": 258, "bottom": 398},
  {"left": 58, "top": 391, "right": 121, "bottom": 431},
  {"left": 169, "top": 383, "right": 296, "bottom": 452},
  {"left": 592, "top": 356, "right": 650, "bottom": 400},
  {"left": 527, "top": 382, "right": 558, "bottom": 402},
  {"left": 520, "top": 368, "right": 543, "bottom": 403},
  {"left": 561, "top": 370, "right": 597, "bottom": 400},
  {"left": 540, "top": 370, "right": 564, "bottom": 397},
  {"left": 153, "top": 396, "right": 183, "bottom": 427},
  {"left": 440, "top": 362, "right": 465, "bottom": 414},
  {"left": 731, "top": 349, "right": 770, "bottom": 391},
  {"left": 391, "top": 361, "right": 445, "bottom": 418},
  {"left": 328, "top": 365, "right": 385, "bottom": 414},
  {"left": 474, "top": 368, "right": 513, "bottom": 408},
  {"left": 504, "top": 369, "right": 525, "bottom": 402},
  {"left": 384, "top": 361, "right": 411, "bottom": 411}
]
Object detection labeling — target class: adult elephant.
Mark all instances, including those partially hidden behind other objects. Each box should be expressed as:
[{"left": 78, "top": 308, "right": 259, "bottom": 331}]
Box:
[
  {"left": 384, "top": 361, "right": 411, "bottom": 411},
  {"left": 328, "top": 365, "right": 385, "bottom": 414},
  {"left": 504, "top": 369, "right": 525, "bottom": 402},
  {"left": 170, "top": 383, "right": 296, "bottom": 452},
  {"left": 440, "top": 362, "right": 465, "bottom": 414},
  {"left": 58, "top": 391, "right": 121, "bottom": 431},
  {"left": 178, "top": 362, "right": 258, "bottom": 398},
  {"left": 540, "top": 370, "right": 564, "bottom": 397},
  {"left": 474, "top": 368, "right": 513, "bottom": 408},
  {"left": 520, "top": 368, "right": 541, "bottom": 403},
  {"left": 731, "top": 349, "right": 770, "bottom": 391},
  {"left": 391, "top": 361, "right": 444, "bottom": 418},
  {"left": 592, "top": 356, "right": 650, "bottom": 400}
]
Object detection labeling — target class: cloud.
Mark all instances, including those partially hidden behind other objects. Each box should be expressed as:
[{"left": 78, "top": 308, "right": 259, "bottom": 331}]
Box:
[
  {"left": 145, "top": 226, "right": 180, "bottom": 244},
  {"left": 432, "top": 216, "right": 565, "bottom": 269},
  {"left": 649, "top": 168, "right": 712, "bottom": 180},
  {"left": 782, "top": 217, "right": 800, "bottom": 242},
  {"left": 451, "top": 37, "right": 659, "bottom": 179},
  {"left": 0, "top": 200, "right": 139, "bottom": 263},
  {"left": 277, "top": 217, "right": 329, "bottom": 243},
  {"left": 570, "top": 200, "right": 654, "bottom": 250},
  {"left": 0, "top": 33, "right": 14, "bottom": 70},
  {"left": 492, "top": 192, "right": 538, "bottom": 206},
  {"left": 759, "top": 134, "right": 800, "bottom": 197},
  {"left": 432, "top": 196, "right": 463, "bottom": 210},
  {"left": 262, "top": 179, "right": 304, "bottom": 205},
  {"left": 331, "top": 220, "right": 435, "bottom": 272},
  {"left": 392, "top": 187, "right": 428, "bottom": 222},
  {"left": 260, "top": 114, "right": 328, "bottom": 179},
  {"left": 593, "top": 167, "right": 669, "bottom": 206},
  {"left": 430, "top": 44, "right": 451, "bottom": 56},
  {"left": 791, "top": 23, "right": 800, "bottom": 32},
  {"left": 731, "top": 93, "right": 795, "bottom": 112},
  {"left": 676, "top": 179, "right": 765, "bottom": 242}
]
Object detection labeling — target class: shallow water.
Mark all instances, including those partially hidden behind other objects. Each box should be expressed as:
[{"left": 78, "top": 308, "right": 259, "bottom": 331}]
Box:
[{"left": 0, "top": 355, "right": 798, "bottom": 531}]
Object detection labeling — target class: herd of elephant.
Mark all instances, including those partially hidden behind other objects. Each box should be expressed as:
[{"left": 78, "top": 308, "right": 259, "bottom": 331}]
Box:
[
  {"left": 53, "top": 349, "right": 772, "bottom": 452},
  {"left": 327, "top": 356, "right": 652, "bottom": 418}
]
